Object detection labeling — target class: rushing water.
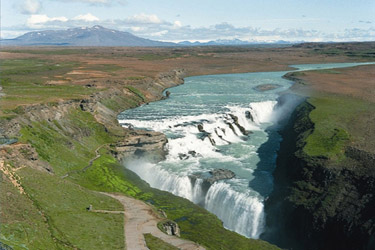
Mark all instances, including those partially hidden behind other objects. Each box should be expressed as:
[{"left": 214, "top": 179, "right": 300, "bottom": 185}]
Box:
[{"left": 118, "top": 62, "right": 374, "bottom": 239}]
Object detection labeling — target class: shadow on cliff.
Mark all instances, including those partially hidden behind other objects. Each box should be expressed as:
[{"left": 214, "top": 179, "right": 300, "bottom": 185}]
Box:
[
  {"left": 248, "top": 93, "right": 305, "bottom": 249},
  {"left": 248, "top": 93, "right": 304, "bottom": 197}
]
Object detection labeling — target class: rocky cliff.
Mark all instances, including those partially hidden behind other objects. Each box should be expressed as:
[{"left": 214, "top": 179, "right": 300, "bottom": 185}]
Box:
[{"left": 263, "top": 101, "right": 375, "bottom": 250}]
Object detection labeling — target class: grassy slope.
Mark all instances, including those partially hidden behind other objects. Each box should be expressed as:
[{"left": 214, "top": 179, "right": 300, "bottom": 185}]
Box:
[
  {"left": 304, "top": 95, "right": 373, "bottom": 161},
  {"left": 1, "top": 167, "right": 124, "bottom": 250}
]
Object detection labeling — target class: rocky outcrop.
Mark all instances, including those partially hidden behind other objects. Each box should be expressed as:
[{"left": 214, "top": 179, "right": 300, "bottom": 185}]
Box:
[
  {"left": 206, "top": 169, "right": 236, "bottom": 184},
  {"left": 160, "top": 220, "right": 181, "bottom": 237},
  {"left": 229, "top": 114, "right": 250, "bottom": 136},
  {"left": 115, "top": 129, "right": 168, "bottom": 163},
  {"left": 263, "top": 101, "right": 375, "bottom": 250},
  {"left": 0, "top": 69, "right": 185, "bottom": 174},
  {"left": 190, "top": 169, "right": 235, "bottom": 191},
  {"left": 0, "top": 143, "right": 53, "bottom": 173},
  {"left": 197, "top": 124, "right": 216, "bottom": 146}
]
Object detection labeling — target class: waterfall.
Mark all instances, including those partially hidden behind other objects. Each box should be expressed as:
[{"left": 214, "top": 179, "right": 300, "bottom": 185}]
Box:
[
  {"left": 121, "top": 100, "right": 278, "bottom": 239},
  {"left": 204, "top": 182, "right": 265, "bottom": 239}
]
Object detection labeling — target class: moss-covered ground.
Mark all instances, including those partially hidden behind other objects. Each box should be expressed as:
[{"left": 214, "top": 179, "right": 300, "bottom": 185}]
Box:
[{"left": 304, "top": 95, "right": 374, "bottom": 161}]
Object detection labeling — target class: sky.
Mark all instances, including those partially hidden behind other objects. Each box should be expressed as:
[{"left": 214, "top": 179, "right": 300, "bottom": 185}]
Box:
[{"left": 1, "top": 0, "right": 375, "bottom": 42}]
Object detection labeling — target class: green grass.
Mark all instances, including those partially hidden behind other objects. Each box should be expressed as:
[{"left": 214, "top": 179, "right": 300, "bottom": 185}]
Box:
[
  {"left": 100, "top": 94, "right": 143, "bottom": 112},
  {"left": 0, "top": 59, "right": 97, "bottom": 111},
  {"left": 19, "top": 109, "right": 115, "bottom": 175},
  {"left": 0, "top": 176, "right": 56, "bottom": 250},
  {"left": 125, "top": 86, "right": 146, "bottom": 102},
  {"left": 16, "top": 167, "right": 124, "bottom": 250},
  {"left": 144, "top": 233, "right": 178, "bottom": 250},
  {"left": 0, "top": 59, "right": 78, "bottom": 78},
  {"left": 304, "top": 95, "right": 375, "bottom": 160}
]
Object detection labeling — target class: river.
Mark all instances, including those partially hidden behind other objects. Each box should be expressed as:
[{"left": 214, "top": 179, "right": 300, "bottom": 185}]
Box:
[{"left": 118, "top": 62, "right": 373, "bottom": 239}]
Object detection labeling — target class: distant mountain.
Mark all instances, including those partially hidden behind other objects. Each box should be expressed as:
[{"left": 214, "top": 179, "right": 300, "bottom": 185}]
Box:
[
  {"left": 0, "top": 25, "right": 297, "bottom": 47},
  {"left": 0, "top": 25, "right": 176, "bottom": 47},
  {"left": 178, "top": 39, "right": 294, "bottom": 46}
]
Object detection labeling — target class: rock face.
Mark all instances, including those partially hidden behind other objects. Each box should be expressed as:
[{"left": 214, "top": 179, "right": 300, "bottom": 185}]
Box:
[
  {"left": 0, "top": 68, "right": 185, "bottom": 174},
  {"left": 229, "top": 114, "right": 250, "bottom": 135},
  {"left": 190, "top": 168, "right": 235, "bottom": 191},
  {"left": 160, "top": 221, "right": 180, "bottom": 237},
  {"left": 115, "top": 129, "right": 168, "bottom": 163},
  {"left": 206, "top": 169, "right": 236, "bottom": 184},
  {"left": 263, "top": 101, "right": 375, "bottom": 250}
]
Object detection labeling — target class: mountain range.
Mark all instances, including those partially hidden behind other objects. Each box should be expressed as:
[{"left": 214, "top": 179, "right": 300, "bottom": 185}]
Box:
[{"left": 0, "top": 25, "right": 294, "bottom": 47}]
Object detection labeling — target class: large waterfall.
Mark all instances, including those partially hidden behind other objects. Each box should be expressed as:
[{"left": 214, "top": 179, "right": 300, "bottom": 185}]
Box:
[
  {"left": 123, "top": 100, "right": 279, "bottom": 239},
  {"left": 118, "top": 63, "right": 373, "bottom": 239}
]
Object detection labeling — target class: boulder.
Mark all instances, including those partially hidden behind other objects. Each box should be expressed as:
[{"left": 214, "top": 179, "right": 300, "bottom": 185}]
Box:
[
  {"left": 245, "top": 111, "right": 254, "bottom": 122},
  {"left": 206, "top": 169, "right": 235, "bottom": 184},
  {"left": 160, "top": 220, "right": 180, "bottom": 237},
  {"left": 197, "top": 124, "right": 205, "bottom": 132}
]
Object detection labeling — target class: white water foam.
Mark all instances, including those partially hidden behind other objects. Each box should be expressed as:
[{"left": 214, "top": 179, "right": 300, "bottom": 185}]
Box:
[{"left": 205, "top": 182, "right": 265, "bottom": 238}]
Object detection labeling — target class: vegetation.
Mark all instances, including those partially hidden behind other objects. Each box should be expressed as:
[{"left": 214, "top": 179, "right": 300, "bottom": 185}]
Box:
[
  {"left": 303, "top": 95, "right": 374, "bottom": 161},
  {"left": 144, "top": 233, "right": 178, "bottom": 250},
  {"left": 1, "top": 167, "right": 124, "bottom": 250},
  {"left": 0, "top": 59, "right": 96, "bottom": 111}
]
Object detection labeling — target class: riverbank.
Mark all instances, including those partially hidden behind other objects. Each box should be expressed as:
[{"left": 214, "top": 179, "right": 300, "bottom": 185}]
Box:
[
  {"left": 1, "top": 44, "right": 374, "bottom": 249},
  {"left": 263, "top": 64, "right": 375, "bottom": 250}
]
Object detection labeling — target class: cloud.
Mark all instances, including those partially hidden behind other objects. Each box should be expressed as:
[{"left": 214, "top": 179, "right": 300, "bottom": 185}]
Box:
[
  {"left": 73, "top": 13, "right": 100, "bottom": 22},
  {"left": 126, "top": 13, "right": 162, "bottom": 24},
  {"left": 173, "top": 21, "right": 182, "bottom": 29},
  {"left": 27, "top": 14, "right": 68, "bottom": 28},
  {"left": 20, "top": 0, "right": 42, "bottom": 14}
]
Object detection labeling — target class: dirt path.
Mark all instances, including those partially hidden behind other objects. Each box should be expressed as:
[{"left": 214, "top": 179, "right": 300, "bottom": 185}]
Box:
[
  {"left": 102, "top": 193, "right": 205, "bottom": 250},
  {"left": 61, "top": 143, "right": 107, "bottom": 178}
]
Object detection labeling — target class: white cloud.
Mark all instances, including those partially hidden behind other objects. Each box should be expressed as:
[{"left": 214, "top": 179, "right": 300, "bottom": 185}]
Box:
[
  {"left": 130, "top": 26, "right": 144, "bottom": 32},
  {"left": 27, "top": 14, "right": 68, "bottom": 28},
  {"left": 73, "top": 13, "right": 100, "bottom": 22},
  {"left": 173, "top": 21, "right": 182, "bottom": 29},
  {"left": 127, "top": 13, "right": 162, "bottom": 24},
  {"left": 21, "top": 0, "right": 42, "bottom": 14}
]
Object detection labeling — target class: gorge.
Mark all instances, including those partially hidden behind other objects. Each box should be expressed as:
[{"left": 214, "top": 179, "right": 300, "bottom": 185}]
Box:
[{"left": 118, "top": 62, "right": 374, "bottom": 244}]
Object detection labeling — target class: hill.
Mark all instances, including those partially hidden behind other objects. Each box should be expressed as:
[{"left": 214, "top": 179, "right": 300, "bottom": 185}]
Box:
[{"left": 0, "top": 25, "right": 176, "bottom": 47}]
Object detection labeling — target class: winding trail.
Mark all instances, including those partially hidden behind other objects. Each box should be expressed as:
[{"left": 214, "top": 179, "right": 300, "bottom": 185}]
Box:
[
  {"left": 101, "top": 193, "right": 205, "bottom": 250},
  {"left": 61, "top": 143, "right": 108, "bottom": 178}
]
